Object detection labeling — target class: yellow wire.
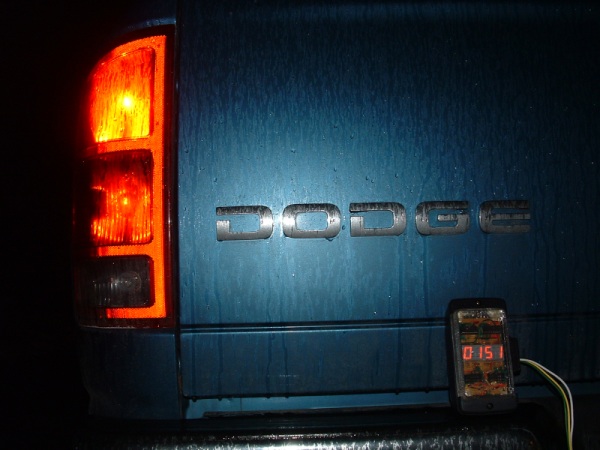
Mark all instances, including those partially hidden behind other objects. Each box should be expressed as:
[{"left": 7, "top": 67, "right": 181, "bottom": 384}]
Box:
[
  {"left": 522, "top": 359, "right": 571, "bottom": 446},
  {"left": 520, "top": 358, "right": 573, "bottom": 450}
]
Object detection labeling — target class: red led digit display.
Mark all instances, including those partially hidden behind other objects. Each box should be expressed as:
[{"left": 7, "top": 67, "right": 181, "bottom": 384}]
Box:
[
  {"left": 448, "top": 299, "right": 517, "bottom": 414},
  {"left": 454, "top": 307, "right": 512, "bottom": 398},
  {"left": 462, "top": 344, "right": 504, "bottom": 361}
]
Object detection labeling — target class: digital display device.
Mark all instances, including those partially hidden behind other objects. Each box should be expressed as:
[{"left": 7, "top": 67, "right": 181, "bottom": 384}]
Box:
[{"left": 447, "top": 298, "right": 517, "bottom": 414}]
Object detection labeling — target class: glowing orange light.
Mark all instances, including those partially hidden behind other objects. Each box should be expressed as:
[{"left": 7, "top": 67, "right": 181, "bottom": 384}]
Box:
[
  {"left": 89, "top": 47, "right": 154, "bottom": 143},
  {"left": 76, "top": 35, "right": 170, "bottom": 324},
  {"left": 122, "top": 95, "right": 133, "bottom": 109}
]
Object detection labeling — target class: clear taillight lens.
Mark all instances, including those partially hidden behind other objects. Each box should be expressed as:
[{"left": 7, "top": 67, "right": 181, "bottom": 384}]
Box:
[{"left": 73, "top": 33, "right": 172, "bottom": 327}]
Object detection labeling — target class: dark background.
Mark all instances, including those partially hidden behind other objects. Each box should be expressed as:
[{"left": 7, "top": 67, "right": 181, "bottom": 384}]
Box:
[{"left": 1, "top": 1, "right": 120, "bottom": 446}]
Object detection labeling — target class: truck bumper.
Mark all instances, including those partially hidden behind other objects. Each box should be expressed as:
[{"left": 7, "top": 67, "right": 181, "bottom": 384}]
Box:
[{"left": 74, "top": 402, "right": 563, "bottom": 449}]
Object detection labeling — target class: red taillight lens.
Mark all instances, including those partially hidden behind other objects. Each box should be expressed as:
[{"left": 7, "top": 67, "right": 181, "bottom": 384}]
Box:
[
  {"left": 74, "top": 34, "right": 172, "bottom": 327},
  {"left": 77, "top": 151, "right": 154, "bottom": 246}
]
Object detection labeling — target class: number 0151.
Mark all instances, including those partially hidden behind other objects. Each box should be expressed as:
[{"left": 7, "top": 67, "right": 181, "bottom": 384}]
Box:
[{"left": 462, "top": 344, "right": 504, "bottom": 361}]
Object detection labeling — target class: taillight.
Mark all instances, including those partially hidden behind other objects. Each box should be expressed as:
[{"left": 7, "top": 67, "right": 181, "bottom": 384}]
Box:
[{"left": 74, "top": 33, "right": 173, "bottom": 327}]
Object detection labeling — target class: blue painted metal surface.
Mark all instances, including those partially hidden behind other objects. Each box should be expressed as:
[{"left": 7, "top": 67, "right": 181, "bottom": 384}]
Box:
[
  {"left": 177, "top": 1, "right": 599, "bottom": 411},
  {"left": 76, "top": 1, "right": 600, "bottom": 424},
  {"left": 80, "top": 329, "right": 180, "bottom": 419}
]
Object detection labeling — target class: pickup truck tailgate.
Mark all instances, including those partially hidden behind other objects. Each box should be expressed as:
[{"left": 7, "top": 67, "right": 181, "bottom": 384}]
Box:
[{"left": 176, "top": 2, "right": 599, "bottom": 404}]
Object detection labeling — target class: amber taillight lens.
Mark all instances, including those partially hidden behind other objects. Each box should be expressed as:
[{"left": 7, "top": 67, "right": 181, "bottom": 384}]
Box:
[
  {"left": 89, "top": 47, "right": 154, "bottom": 142},
  {"left": 74, "top": 33, "right": 173, "bottom": 326}
]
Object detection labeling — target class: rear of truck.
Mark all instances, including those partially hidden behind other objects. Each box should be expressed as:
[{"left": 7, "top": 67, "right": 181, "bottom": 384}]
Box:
[{"left": 72, "top": 1, "right": 599, "bottom": 447}]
